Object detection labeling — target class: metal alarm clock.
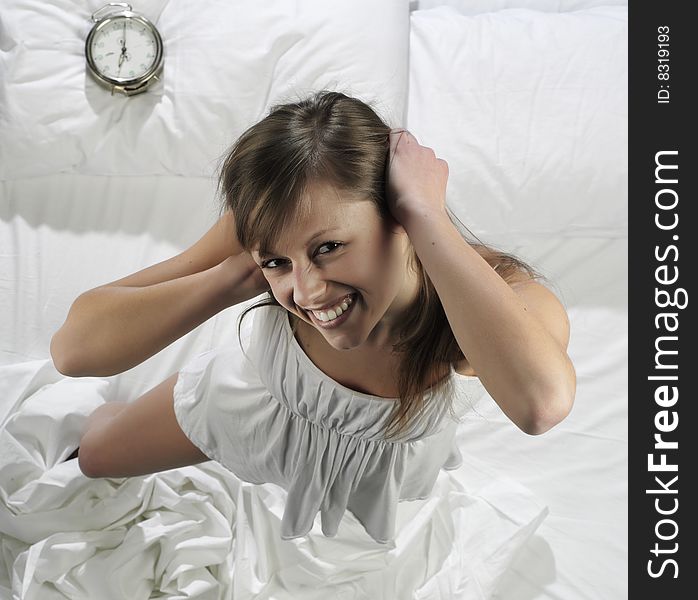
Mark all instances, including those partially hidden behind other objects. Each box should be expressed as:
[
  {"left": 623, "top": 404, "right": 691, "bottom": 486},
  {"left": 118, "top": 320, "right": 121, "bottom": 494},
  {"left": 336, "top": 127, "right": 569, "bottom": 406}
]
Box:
[{"left": 85, "top": 3, "right": 164, "bottom": 96}]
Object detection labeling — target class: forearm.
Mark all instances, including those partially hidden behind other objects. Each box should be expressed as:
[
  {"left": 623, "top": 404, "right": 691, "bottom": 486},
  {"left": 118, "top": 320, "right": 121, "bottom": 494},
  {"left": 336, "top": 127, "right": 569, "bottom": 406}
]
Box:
[
  {"left": 52, "top": 259, "right": 245, "bottom": 377},
  {"left": 402, "top": 208, "right": 575, "bottom": 431}
]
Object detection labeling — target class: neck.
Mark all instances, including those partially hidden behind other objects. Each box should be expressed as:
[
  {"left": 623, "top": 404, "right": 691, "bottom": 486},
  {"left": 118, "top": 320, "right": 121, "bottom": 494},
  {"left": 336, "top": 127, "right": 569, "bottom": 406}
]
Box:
[{"left": 365, "top": 262, "right": 422, "bottom": 351}]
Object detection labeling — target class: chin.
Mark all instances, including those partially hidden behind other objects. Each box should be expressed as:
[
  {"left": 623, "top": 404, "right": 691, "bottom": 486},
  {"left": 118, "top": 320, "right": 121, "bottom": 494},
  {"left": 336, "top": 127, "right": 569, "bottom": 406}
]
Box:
[
  {"left": 319, "top": 328, "right": 365, "bottom": 351},
  {"left": 335, "top": 339, "right": 362, "bottom": 351}
]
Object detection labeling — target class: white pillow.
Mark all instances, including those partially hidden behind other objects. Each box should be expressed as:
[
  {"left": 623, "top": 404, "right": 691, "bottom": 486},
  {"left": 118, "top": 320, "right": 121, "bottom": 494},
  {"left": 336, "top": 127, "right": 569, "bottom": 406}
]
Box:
[
  {"left": 0, "top": 0, "right": 408, "bottom": 179},
  {"left": 408, "top": 5, "right": 627, "bottom": 241}
]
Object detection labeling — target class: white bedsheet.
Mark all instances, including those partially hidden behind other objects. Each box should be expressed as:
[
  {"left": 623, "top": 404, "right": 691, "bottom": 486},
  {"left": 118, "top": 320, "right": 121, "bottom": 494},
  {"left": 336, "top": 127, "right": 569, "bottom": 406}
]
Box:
[
  {"left": 0, "top": 181, "right": 627, "bottom": 597},
  {"left": 0, "top": 355, "right": 550, "bottom": 598}
]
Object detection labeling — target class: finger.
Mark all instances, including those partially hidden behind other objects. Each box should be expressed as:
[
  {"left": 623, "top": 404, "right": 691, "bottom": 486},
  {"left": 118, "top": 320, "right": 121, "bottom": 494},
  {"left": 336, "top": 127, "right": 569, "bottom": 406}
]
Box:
[
  {"left": 402, "top": 130, "right": 418, "bottom": 144},
  {"left": 388, "top": 128, "right": 407, "bottom": 154},
  {"left": 387, "top": 129, "right": 407, "bottom": 171},
  {"left": 397, "top": 129, "right": 410, "bottom": 144},
  {"left": 389, "top": 128, "right": 414, "bottom": 141}
]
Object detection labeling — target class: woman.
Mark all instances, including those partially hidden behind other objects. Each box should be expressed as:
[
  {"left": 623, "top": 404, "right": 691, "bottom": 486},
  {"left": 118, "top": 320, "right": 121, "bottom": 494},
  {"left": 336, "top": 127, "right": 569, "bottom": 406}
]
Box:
[{"left": 52, "top": 90, "right": 574, "bottom": 570}]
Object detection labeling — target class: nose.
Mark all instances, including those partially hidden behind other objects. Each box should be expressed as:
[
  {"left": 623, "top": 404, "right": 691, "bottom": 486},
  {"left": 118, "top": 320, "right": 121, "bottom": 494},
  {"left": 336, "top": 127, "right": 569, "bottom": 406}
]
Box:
[{"left": 291, "top": 263, "right": 327, "bottom": 310}]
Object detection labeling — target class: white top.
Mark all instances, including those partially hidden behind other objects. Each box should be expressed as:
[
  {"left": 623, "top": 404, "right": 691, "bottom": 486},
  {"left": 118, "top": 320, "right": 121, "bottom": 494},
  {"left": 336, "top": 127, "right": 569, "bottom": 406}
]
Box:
[{"left": 173, "top": 304, "right": 483, "bottom": 544}]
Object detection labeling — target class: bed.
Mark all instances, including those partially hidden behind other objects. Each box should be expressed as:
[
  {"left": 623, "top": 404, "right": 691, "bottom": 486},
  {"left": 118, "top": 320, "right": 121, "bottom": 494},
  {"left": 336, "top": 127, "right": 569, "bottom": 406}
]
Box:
[{"left": 0, "top": 1, "right": 627, "bottom": 598}]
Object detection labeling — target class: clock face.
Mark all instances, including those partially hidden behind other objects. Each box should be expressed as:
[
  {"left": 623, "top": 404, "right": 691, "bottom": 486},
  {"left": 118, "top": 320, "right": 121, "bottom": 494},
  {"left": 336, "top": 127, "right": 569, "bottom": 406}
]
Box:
[{"left": 89, "top": 16, "right": 161, "bottom": 82}]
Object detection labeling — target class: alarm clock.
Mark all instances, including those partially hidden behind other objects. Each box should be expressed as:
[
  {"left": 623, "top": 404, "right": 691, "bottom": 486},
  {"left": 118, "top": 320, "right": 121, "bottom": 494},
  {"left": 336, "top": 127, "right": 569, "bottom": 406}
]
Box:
[{"left": 85, "top": 3, "right": 164, "bottom": 96}]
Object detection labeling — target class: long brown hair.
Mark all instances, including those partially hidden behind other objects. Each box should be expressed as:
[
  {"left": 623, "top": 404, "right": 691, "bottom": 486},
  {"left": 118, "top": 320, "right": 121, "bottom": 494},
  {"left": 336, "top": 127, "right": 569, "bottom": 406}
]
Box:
[{"left": 216, "top": 90, "right": 544, "bottom": 441}]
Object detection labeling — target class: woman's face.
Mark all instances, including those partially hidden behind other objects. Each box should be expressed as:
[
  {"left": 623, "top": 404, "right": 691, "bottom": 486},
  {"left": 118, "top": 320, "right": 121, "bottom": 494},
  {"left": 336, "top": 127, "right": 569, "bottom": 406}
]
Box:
[{"left": 250, "top": 179, "right": 419, "bottom": 352}]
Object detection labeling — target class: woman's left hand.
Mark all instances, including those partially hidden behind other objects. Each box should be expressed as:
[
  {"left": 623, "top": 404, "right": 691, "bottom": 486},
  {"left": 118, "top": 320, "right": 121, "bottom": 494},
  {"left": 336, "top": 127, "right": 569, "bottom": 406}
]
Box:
[{"left": 385, "top": 129, "right": 449, "bottom": 225}]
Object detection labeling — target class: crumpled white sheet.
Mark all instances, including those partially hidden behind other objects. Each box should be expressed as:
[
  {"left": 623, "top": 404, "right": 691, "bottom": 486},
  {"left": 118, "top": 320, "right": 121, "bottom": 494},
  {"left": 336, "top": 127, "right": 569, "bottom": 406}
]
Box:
[{"left": 0, "top": 358, "right": 548, "bottom": 599}]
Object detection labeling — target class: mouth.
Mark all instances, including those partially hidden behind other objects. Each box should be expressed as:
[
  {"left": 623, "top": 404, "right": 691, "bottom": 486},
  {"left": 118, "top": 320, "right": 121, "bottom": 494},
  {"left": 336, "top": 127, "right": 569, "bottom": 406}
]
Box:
[{"left": 306, "top": 292, "right": 358, "bottom": 330}]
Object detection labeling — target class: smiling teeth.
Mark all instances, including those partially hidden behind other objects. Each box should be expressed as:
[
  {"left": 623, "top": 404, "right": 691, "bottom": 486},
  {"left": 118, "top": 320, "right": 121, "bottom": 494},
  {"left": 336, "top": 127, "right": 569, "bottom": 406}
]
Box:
[{"left": 312, "top": 295, "right": 354, "bottom": 322}]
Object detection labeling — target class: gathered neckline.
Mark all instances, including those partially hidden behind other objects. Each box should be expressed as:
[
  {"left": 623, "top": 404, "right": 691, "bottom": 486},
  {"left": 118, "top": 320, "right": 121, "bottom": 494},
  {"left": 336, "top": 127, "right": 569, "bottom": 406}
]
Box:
[{"left": 282, "top": 310, "right": 476, "bottom": 404}]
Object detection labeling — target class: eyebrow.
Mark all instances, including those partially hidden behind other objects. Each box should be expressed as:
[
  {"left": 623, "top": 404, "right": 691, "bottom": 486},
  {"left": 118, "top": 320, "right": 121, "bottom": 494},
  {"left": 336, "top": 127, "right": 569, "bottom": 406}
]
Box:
[{"left": 257, "top": 227, "right": 340, "bottom": 258}]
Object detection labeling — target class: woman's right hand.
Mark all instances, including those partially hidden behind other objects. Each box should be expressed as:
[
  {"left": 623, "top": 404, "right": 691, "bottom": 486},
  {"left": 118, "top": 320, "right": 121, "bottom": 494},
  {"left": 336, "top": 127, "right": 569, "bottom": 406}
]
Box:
[{"left": 218, "top": 252, "right": 271, "bottom": 305}]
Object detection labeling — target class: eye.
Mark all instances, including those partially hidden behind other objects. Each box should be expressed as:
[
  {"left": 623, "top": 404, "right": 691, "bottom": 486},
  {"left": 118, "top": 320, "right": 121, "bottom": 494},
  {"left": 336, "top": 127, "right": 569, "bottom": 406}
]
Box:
[
  {"left": 317, "top": 241, "right": 342, "bottom": 255},
  {"left": 260, "top": 241, "right": 343, "bottom": 270}
]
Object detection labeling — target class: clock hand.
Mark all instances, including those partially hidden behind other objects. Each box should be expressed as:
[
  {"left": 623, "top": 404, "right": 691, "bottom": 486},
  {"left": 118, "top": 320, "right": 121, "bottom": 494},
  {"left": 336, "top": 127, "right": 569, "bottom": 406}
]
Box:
[
  {"left": 123, "top": 23, "right": 130, "bottom": 59},
  {"left": 120, "top": 22, "right": 131, "bottom": 63}
]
